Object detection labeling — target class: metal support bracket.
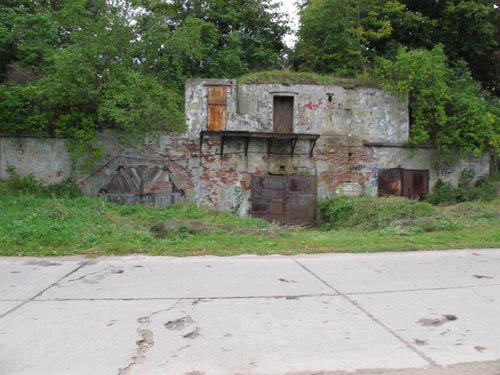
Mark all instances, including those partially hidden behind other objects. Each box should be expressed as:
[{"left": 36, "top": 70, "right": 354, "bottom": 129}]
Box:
[
  {"left": 220, "top": 136, "right": 225, "bottom": 156},
  {"left": 290, "top": 138, "right": 298, "bottom": 157},
  {"left": 267, "top": 138, "right": 273, "bottom": 157},
  {"left": 309, "top": 139, "right": 317, "bottom": 158},
  {"left": 244, "top": 137, "right": 250, "bottom": 157}
]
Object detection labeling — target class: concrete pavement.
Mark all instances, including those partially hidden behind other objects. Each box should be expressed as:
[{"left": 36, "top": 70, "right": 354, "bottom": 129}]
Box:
[{"left": 1, "top": 249, "right": 500, "bottom": 375}]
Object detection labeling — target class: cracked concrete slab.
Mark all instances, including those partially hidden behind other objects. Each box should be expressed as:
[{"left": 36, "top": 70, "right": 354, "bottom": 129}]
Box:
[
  {"left": 353, "top": 286, "right": 500, "bottom": 366},
  {"left": 293, "top": 249, "right": 500, "bottom": 294},
  {"left": 0, "top": 300, "right": 177, "bottom": 375},
  {"left": 123, "top": 297, "right": 428, "bottom": 375},
  {"left": 39, "top": 255, "right": 331, "bottom": 300},
  {"left": 0, "top": 257, "right": 85, "bottom": 300},
  {"left": 1, "top": 250, "right": 500, "bottom": 375}
]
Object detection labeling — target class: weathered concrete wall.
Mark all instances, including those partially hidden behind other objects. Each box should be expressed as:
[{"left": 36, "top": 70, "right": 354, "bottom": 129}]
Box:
[
  {"left": 186, "top": 79, "right": 409, "bottom": 144},
  {"left": 0, "top": 137, "right": 72, "bottom": 184},
  {"left": 75, "top": 131, "right": 197, "bottom": 201},
  {"left": 185, "top": 79, "right": 237, "bottom": 139},
  {"left": 0, "top": 132, "right": 491, "bottom": 216},
  {"left": 367, "top": 147, "right": 490, "bottom": 196}
]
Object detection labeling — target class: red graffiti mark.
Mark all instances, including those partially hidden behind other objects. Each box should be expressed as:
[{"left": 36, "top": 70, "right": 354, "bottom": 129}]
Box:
[{"left": 304, "top": 103, "right": 321, "bottom": 110}]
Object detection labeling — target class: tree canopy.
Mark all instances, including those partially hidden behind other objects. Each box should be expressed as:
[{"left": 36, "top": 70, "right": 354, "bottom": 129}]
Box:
[{"left": 0, "top": 0, "right": 499, "bottom": 164}]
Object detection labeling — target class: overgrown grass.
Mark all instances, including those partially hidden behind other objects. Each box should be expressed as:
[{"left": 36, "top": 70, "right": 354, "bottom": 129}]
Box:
[
  {"left": 0, "top": 177, "right": 499, "bottom": 257},
  {"left": 318, "top": 196, "right": 500, "bottom": 236},
  {"left": 237, "top": 70, "right": 378, "bottom": 89}
]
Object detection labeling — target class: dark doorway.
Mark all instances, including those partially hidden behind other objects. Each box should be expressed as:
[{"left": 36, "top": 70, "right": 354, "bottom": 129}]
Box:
[
  {"left": 250, "top": 175, "right": 317, "bottom": 225},
  {"left": 378, "top": 168, "right": 402, "bottom": 196},
  {"left": 273, "top": 96, "right": 294, "bottom": 133},
  {"left": 378, "top": 168, "right": 429, "bottom": 199}
]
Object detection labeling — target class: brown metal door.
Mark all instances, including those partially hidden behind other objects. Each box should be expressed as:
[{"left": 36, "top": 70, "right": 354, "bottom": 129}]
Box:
[
  {"left": 285, "top": 175, "right": 317, "bottom": 226},
  {"left": 273, "top": 96, "right": 293, "bottom": 133},
  {"left": 207, "top": 86, "right": 227, "bottom": 131},
  {"left": 402, "top": 170, "right": 413, "bottom": 198},
  {"left": 250, "top": 175, "right": 317, "bottom": 225},
  {"left": 250, "top": 175, "right": 286, "bottom": 224},
  {"left": 402, "top": 170, "right": 429, "bottom": 199},
  {"left": 378, "top": 168, "right": 402, "bottom": 196}
]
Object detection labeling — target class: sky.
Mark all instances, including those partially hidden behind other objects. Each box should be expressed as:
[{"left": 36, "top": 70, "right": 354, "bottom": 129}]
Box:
[{"left": 278, "top": 0, "right": 300, "bottom": 47}]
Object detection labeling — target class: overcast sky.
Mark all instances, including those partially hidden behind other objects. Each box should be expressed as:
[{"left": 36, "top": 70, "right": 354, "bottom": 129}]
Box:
[{"left": 278, "top": 0, "right": 300, "bottom": 47}]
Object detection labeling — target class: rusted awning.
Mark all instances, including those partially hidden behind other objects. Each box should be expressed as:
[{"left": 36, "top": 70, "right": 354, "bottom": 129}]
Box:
[{"left": 200, "top": 131, "right": 320, "bottom": 157}]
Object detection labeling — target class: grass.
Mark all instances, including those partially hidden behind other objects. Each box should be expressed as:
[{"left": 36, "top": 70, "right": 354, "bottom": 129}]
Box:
[
  {"left": 0, "top": 180, "right": 499, "bottom": 257},
  {"left": 237, "top": 70, "right": 379, "bottom": 89}
]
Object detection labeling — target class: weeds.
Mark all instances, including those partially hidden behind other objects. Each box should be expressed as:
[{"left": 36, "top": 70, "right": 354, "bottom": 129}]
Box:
[
  {"left": 0, "top": 166, "right": 80, "bottom": 198},
  {"left": 426, "top": 172, "right": 500, "bottom": 205}
]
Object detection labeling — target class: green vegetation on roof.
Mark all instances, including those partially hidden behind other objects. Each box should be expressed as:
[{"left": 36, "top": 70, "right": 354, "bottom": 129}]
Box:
[{"left": 237, "top": 70, "right": 379, "bottom": 89}]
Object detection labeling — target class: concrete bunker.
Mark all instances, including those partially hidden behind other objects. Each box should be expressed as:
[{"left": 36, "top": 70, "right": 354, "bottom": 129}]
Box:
[{"left": 0, "top": 79, "right": 490, "bottom": 226}]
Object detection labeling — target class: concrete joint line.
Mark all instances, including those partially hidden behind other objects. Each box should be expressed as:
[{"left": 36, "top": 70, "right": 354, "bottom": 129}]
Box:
[
  {"left": 344, "top": 283, "right": 500, "bottom": 297},
  {"left": 291, "top": 257, "right": 438, "bottom": 367},
  {"left": 0, "top": 261, "right": 89, "bottom": 320},
  {"left": 33, "top": 293, "right": 338, "bottom": 303}
]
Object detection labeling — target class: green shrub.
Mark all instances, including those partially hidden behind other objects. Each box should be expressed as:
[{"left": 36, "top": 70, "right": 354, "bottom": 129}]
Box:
[
  {"left": 0, "top": 167, "right": 80, "bottom": 198},
  {"left": 426, "top": 172, "right": 498, "bottom": 205}
]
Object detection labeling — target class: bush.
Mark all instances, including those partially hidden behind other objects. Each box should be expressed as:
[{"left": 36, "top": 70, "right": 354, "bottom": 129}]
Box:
[
  {"left": 0, "top": 167, "right": 80, "bottom": 198},
  {"left": 426, "top": 172, "right": 498, "bottom": 205}
]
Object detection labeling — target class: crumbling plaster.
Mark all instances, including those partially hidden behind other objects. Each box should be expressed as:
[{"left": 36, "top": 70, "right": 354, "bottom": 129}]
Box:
[
  {"left": 0, "top": 137, "right": 72, "bottom": 184},
  {"left": 186, "top": 79, "right": 409, "bottom": 144}
]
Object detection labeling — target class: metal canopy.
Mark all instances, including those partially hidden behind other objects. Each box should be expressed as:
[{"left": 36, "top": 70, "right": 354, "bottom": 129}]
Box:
[{"left": 199, "top": 131, "right": 320, "bottom": 158}]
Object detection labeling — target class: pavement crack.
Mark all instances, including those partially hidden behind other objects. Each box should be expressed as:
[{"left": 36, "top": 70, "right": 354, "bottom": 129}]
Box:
[
  {"left": 117, "top": 299, "right": 182, "bottom": 375},
  {"left": 67, "top": 271, "right": 99, "bottom": 283},
  {"left": 118, "top": 319, "right": 154, "bottom": 375},
  {"left": 291, "top": 257, "right": 438, "bottom": 367}
]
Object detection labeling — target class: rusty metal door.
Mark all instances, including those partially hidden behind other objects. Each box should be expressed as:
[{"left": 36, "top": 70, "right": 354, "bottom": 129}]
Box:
[
  {"left": 402, "top": 170, "right": 429, "bottom": 199},
  {"left": 250, "top": 175, "right": 317, "bottom": 225},
  {"left": 273, "top": 96, "right": 293, "bottom": 133},
  {"left": 207, "top": 86, "right": 227, "bottom": 131},
  {"left": 378, "top": 168, "right": 402, "bottom": 196},
  {"left": 285, "top": 175, "right": 317, "bottom": 226},
  {"left": 250, "top": 175, "right": 286, "bottom": 224}
]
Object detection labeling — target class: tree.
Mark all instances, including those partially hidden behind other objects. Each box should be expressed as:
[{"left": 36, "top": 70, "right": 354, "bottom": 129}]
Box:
[
  {"left": 137, "top": 0, "right": 289, "bottom": 79},
  {"left": 399, "top": 0, "right": 500, "bottom": 95},
  {"left": 376, "top": 46, "right": 500, "bottom": 157},
  {"left": 0, "top": 0, "right": 185, "bottom": 169},
  {"left": 294, "top": 0, "right": 406, "bottom": 76}
]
